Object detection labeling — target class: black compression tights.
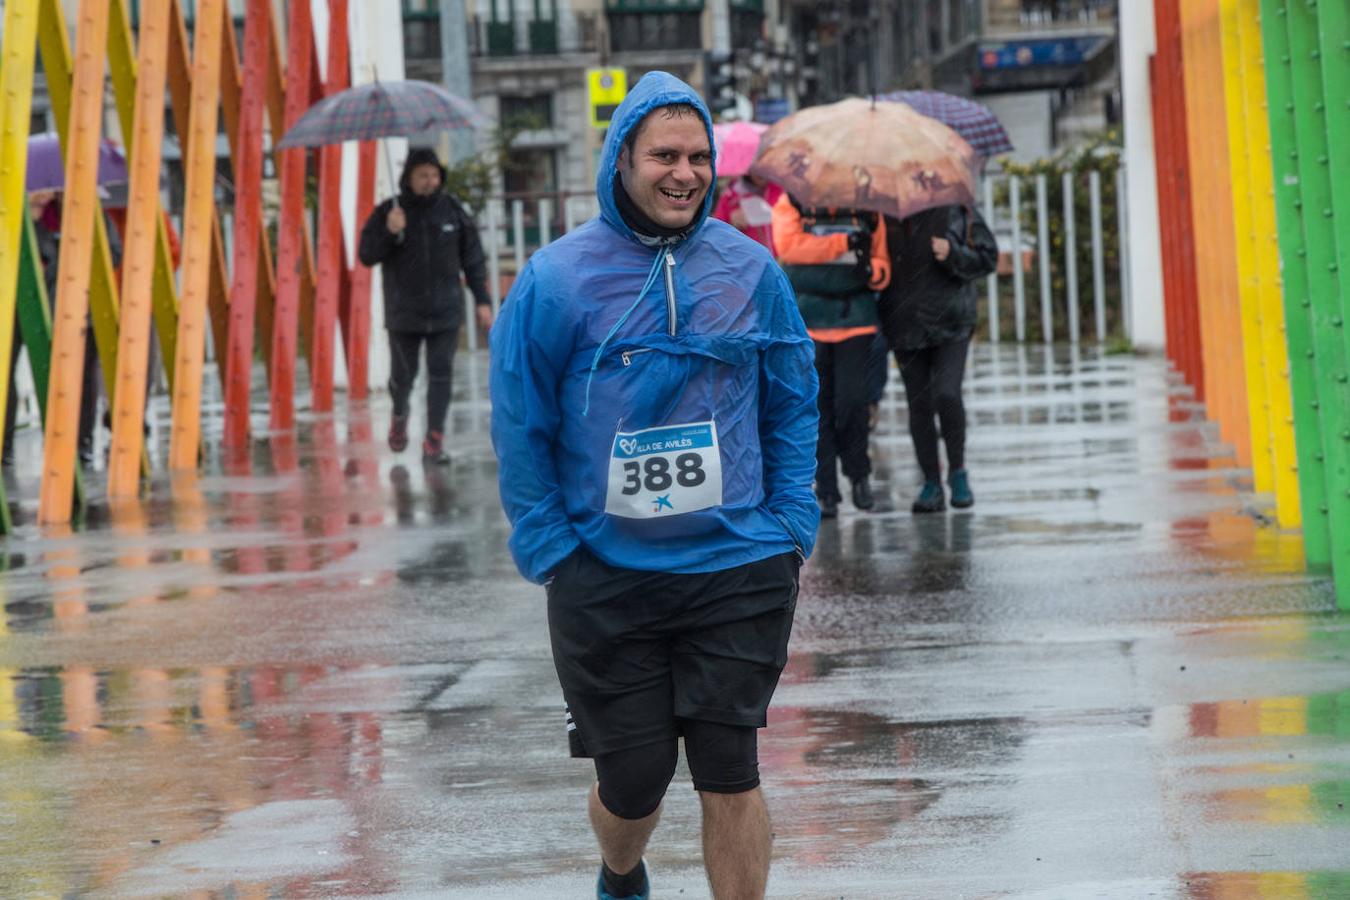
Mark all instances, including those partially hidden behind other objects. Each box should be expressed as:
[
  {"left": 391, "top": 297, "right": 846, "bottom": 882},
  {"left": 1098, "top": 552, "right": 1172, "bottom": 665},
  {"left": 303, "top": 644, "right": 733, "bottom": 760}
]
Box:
[{"left": 594, "top": 720, "right": 761, "bottom": 820}]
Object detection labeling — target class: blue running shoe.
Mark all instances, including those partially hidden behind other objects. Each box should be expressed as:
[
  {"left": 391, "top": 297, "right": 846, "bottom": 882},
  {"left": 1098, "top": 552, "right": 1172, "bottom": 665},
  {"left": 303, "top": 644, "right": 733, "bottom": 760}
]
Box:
[
  {"left": 596, "top": 861, "right": 650, "bottom": 900},
  {"left": 911, "top": 479, "right": 946, "bottom": 514},
  {"left": 949, "top": 469, "right": 974, "bottom": 509}
]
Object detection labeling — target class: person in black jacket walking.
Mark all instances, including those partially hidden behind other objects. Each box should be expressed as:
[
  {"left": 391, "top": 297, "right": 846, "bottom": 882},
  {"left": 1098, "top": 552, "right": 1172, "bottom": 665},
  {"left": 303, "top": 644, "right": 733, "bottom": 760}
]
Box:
[
  {"left": 879, "top": 204, "right": 997, "bottom": 513},
  {"left": 359, "top": 148, "right": 492, "bottom": 464}
]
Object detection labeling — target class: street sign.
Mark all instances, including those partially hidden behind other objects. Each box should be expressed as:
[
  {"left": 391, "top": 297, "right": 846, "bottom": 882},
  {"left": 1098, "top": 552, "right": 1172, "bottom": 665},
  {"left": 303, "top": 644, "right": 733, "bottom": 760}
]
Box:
[
  {"left": 587, "top": 67, "right": 627, "bottom": 130},
  {"left": 754, "top": 97, "right": 790, "bottom": 124}
]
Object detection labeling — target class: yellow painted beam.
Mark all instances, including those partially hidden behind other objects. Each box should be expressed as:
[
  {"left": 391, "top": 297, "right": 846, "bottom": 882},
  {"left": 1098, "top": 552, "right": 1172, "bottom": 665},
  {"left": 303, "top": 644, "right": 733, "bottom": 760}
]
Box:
[
  {"left": 108, "top": 0, "right": 172, "bottom": 498},
  {"left": 1237, "top": 0, "right": 1300, "bottom": 528},
  {"left": 0, "top": 0, "right": 40, "bottom": 464},
  {"left": 169, "top": 0, "right": 225, "bottom": 470},
  {"left": 1220, "top": 0, "right": 1274, "bottom": 494},
  {"left": 39, "top": 0, "right": 112, "bottom": 524},
  {"left": 110, "top": 0, "right": 180, "bottom": 396}
]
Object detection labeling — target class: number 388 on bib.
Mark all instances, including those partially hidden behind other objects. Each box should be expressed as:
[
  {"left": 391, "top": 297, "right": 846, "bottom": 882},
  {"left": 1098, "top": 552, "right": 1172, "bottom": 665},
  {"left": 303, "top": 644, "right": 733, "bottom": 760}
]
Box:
[{"left": 604, "top": 421, "right": 723, "bottom": 519}]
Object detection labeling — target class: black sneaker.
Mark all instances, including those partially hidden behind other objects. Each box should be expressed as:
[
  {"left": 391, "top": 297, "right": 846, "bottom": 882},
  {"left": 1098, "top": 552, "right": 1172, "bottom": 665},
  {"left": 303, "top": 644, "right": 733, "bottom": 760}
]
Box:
[
  {"left": 819, "top": 495, "right": 839, "bottom": 519},
  {"left": 851, "top": 477, "right": 874, "bottom": 511},
  {"left": 422, "top": 430, "right": 450, "bottom": 465},
  {"left": 388, "top": 415, "right": 409, "bottom": 453}
]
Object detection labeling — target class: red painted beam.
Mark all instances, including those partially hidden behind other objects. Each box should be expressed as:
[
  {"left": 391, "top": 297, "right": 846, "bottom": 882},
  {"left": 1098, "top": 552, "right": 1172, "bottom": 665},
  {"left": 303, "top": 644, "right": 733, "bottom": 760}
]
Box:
[
  {"left": 223, "top": 0, "right": 270, "bottom": 448},
  {"left": 311, "top": 0, "right": 350, "bottom": 413},
  {"left": 269, "top": 0, "right": 313, "bottom": 431},
  {"left": 1154, "top": 0, "right": 1204, "bottom": 399},
  {"left": 345, "top": 139, "right": 378, "bottom": 401}
]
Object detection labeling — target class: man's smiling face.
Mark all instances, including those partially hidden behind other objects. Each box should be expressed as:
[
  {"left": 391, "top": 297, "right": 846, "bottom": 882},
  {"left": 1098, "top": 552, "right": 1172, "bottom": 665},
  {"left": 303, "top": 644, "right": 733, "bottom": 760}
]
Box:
[{"left": 618, "top": 107, "right": 712, "bottom": 231}]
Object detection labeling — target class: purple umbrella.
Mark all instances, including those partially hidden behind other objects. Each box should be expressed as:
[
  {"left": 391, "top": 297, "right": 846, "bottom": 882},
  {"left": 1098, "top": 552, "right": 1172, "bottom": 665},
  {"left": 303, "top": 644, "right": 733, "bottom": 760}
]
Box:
[
  {"left": 25, "top": 133, "right": 129, "bottom": 192},
  {"left": 876, "top": 90, "right": 1014, "bottom": 158}
]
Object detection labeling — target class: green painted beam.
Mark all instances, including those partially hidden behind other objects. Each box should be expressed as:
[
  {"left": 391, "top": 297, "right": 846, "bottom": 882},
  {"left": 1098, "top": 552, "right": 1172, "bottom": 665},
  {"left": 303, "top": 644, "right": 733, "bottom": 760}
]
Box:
[
  {"left": 1259, "top": 0, "right": 1331, "bottom": 568},
  {"left": 1286, "top": 0, "right": 1350, "bottom": 605},
  {"left": 15, "top": 215, "right": 85, "bottom": 519}
]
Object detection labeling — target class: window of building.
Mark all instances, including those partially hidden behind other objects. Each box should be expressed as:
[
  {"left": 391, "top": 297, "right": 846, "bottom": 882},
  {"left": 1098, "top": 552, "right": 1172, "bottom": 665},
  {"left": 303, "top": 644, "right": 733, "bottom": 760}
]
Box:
[
  {"left": 608, "top": 12, "right": 703, "bottom": 51},
  {"left": 504, "top": 148, "right": 557, "bottom": 196},
  {"left": 500, "top": 95, "right": 554, "bottom": 131},
  {"left": 730, "top": 9, "right": 764, "bottom": 50},
  {"left": 892, "top": 2, "right": 918, "bottom": 70},
  {"left": 927, "top": 0, "right": 944, "bottom": 54}
]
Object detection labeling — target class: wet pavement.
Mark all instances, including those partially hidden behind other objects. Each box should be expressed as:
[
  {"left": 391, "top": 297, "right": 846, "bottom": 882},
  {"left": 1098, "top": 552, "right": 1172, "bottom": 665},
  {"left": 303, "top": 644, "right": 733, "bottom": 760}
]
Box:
[{"left": 0, "top": 345, "right": 1345, "bottom": 899}]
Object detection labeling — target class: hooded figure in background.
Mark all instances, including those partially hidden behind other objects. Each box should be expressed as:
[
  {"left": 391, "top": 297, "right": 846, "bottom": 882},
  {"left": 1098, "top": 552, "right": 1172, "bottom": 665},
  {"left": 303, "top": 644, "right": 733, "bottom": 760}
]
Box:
[
  {"left": 878, "top": 204, "right": 997, "bottom": 513},
  {"left": 358, "top": 147, "right": 492, "bottom": 464},
  {"left": 489, "top": 71, "right": 818, "bottom": 900}
]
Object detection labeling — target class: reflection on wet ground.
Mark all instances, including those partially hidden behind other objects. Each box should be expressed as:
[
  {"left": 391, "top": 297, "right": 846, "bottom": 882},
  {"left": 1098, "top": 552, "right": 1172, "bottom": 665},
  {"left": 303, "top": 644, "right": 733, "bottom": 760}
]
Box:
[{"left": 0, "top": 346, "right": 1344, "bottom": 898}]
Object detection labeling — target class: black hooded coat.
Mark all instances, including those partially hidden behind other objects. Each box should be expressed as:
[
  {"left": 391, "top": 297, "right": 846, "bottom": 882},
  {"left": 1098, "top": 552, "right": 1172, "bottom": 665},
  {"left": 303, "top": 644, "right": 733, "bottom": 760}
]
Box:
[
  {"left": 358, "top": 148, "right": 490, "bottom": 334},
  {"left": 877, "top": 204, "right": 998, "bottom": 351}
]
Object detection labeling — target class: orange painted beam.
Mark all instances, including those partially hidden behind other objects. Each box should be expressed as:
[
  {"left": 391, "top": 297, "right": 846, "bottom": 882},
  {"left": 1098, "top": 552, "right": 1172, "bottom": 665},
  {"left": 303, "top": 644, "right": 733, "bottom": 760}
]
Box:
[
  {"left": 169, "top": 0, "right": 225, "bottom": 470},
  {"left": 39, "top": 0, "right": 112, "bottom": 524},
  {"left": 312, "top": 0, "right": 351, "bottom": 412},
  {"left": 1181, "top": 0, "right": 1249, "bottom": 465},
  {"left": 223, "top": 0, "right": 272, "bottom": 448},
  {"left": 270, "top": 0, "right": 315, "bottom": 432},
  {"left": 36, "top": 0, "right": 124, "bottom": 460},
  {"left": 108, "top": 0, "right": 172, "bottom": 498}
]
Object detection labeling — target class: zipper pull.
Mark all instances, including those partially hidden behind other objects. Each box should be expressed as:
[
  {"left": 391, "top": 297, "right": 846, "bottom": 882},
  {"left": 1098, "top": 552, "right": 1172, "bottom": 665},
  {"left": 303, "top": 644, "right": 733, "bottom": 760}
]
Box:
[
  {"left": 622, "top": 351, "right": 632, "bottom": 366},
  {"left": 665, "top": 249, "right": 675, "bottom": 270}
]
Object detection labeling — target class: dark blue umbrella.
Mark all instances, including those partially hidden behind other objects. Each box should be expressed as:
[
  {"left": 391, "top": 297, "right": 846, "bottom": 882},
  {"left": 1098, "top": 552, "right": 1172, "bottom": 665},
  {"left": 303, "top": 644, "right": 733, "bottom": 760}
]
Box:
[
  {"left": 276, "top": 79, "right": 489, "bottom": 149},
  {"left": 876, "top": 90, "right": 1014, "bottom": 158}
]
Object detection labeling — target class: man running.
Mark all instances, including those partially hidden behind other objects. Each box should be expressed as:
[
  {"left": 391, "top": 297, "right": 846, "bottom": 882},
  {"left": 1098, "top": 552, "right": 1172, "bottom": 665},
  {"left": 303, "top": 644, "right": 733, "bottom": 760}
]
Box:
[{"left": 489, "top": 72, "right": 819, "bottom": 900}]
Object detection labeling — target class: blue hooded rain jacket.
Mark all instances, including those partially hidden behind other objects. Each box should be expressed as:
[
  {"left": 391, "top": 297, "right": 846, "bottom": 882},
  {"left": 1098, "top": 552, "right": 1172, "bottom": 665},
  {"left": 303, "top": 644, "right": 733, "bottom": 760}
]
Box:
[{"left": 489, "top": 72, "right": 820, "bottom": 584}]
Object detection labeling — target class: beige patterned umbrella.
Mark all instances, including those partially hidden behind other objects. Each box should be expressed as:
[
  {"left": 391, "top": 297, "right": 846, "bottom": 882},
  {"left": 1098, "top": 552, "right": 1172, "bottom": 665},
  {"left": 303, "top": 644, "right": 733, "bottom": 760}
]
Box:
[{"left": 748, "top": 97, "right": 978, "bottom": 219}]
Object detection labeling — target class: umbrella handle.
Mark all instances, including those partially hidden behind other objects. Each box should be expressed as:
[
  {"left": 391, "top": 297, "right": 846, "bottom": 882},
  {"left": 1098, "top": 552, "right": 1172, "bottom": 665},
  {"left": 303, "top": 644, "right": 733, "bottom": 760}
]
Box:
[{"left": 382, "top": 136, "right": 399, "bottom": 209}]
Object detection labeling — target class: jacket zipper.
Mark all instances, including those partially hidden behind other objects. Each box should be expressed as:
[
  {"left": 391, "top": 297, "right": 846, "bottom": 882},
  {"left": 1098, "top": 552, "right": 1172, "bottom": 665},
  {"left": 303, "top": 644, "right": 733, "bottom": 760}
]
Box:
[
  {"left": 663, "top": 249, "right": 677, "bottom": 336},
  {"left": 621, "top": 348, "right": 654, "bottom": 367}
]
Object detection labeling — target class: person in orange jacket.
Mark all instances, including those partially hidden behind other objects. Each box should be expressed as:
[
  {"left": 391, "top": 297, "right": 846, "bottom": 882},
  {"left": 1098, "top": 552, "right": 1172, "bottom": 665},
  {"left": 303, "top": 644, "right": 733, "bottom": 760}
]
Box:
[{"left": 772, "top": 194, "right": 890, "bottom": 517}]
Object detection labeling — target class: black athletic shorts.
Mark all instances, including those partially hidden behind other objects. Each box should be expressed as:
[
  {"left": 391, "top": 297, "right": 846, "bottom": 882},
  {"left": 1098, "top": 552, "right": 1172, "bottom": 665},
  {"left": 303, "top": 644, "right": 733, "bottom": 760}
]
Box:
[{"left": 546, "top": 547, "right": 801, "bottom": 758}]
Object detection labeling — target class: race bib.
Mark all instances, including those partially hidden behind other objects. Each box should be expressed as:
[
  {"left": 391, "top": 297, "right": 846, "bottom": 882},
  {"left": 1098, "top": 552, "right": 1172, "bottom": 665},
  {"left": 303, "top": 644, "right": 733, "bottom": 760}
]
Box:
[{"left": 604, "top": 421, "right": 723, "bottom": 519}]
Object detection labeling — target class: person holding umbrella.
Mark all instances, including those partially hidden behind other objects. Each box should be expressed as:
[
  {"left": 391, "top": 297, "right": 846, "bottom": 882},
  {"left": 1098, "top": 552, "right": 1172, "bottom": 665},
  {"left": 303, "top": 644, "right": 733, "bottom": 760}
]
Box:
[
  {"left": 357, "top": 148, "right": 492, "bottom": 464},
  {"left": 879, "top": 204, "right": 998, "bottom": 512},
  {"left": 279, "top": 76, "right": 492, "bottom": 465},
  {"left": 749, "top": 96, "right": 986, "bottom": 516}
]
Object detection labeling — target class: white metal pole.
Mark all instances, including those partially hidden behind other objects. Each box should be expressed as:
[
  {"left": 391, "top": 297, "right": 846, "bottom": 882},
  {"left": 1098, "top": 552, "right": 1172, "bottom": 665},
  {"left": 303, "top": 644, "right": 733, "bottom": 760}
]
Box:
[
  {"left": 1010, "top": 176, "right": 1025, "bottom": 343},
  {"left": 1116, "top": 165, "right": 1132, "bottom": 342},
  {"left": 1090, "top": 170, "right": 1106, "bottom": 342},
  {"left": 983, "top": 176, "right": 999, "bottom": 343},
  {"left": 511, "top": 199, "right": 525, "bottom": 273},
  {"left": 486, "top": 200, "right": 501, "bottom": 316},
  {"left": 1063, "top": 171, "right": 1080, "bottom": 344},
  {"left": 538, "top": 198, "right": 552, "bottom": 246},
  {"left": 1035, "top": 173, "right": 1052, "bottom": 342},
  {"left": 1118, "top": 0, "right": 1166, "bottom": 352}
]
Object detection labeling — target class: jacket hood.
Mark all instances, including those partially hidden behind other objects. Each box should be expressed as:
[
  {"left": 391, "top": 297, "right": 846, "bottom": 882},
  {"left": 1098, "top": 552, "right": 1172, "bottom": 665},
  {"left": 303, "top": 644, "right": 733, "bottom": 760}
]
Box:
[
  {"left": 400, "top": 147, "right": 448, "bottom": 195},
  {"left": 597, "top": 71, "right": 717, "bottom": 242}
]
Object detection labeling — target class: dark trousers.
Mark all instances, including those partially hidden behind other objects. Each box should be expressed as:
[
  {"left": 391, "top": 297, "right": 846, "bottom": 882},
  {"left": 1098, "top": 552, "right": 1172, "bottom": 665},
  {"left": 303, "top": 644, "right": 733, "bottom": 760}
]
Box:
[
  {"left": 4, "top": 317, "right": 98, "bottom": 463},
  {"left": 865, "top": 331, "right": 889, "bottom": 405},
  {"left": 895, "top": 334, "right": 971, "bottom": 482},
  {"left": 813, "top": 334, "right": 874, "bottom": 500},
  {"left": 387, "top": 327, "right": 457, "bottom": 435}
]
